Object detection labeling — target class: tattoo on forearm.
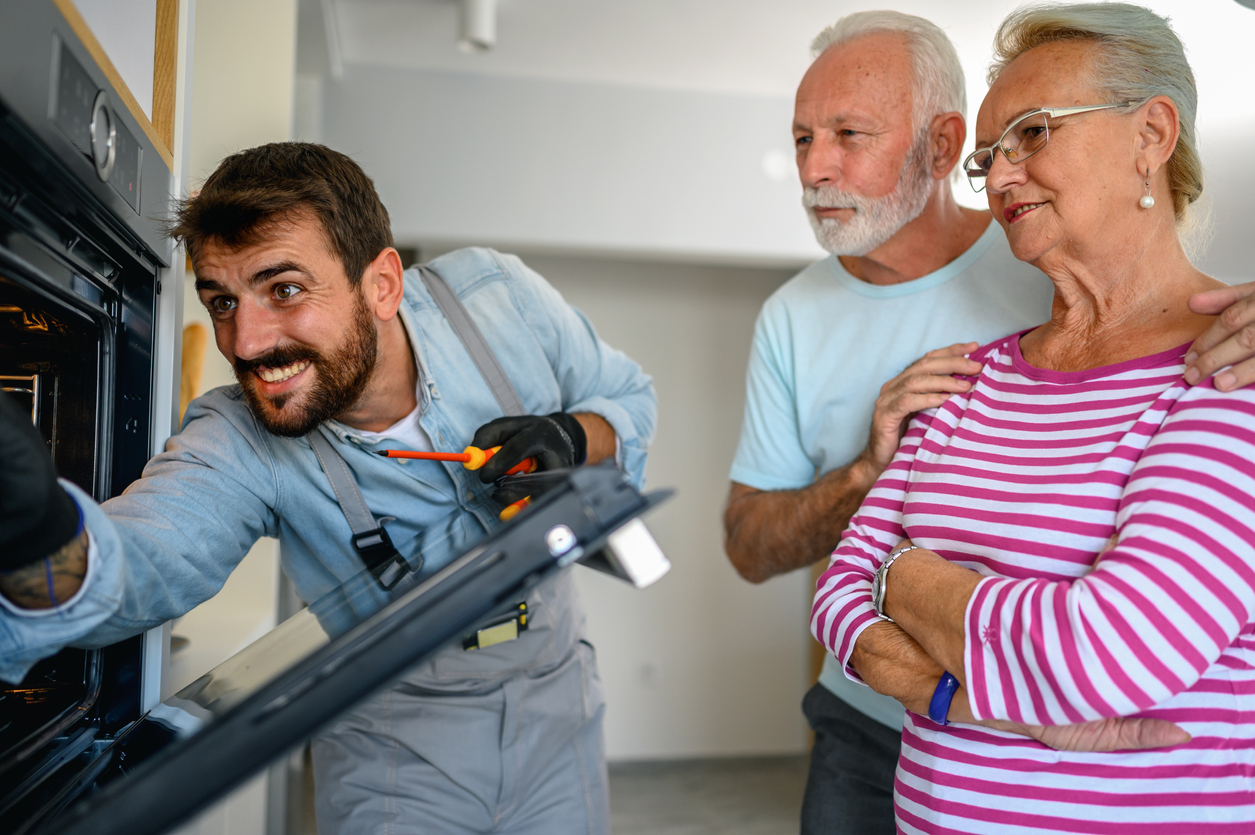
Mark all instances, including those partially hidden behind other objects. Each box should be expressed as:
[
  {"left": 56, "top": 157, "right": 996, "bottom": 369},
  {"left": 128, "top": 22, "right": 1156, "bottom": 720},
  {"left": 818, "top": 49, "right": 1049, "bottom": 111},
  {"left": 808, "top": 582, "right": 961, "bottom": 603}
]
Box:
[{"left": 0, "top": 531, "right": 88, "bottom": 609}]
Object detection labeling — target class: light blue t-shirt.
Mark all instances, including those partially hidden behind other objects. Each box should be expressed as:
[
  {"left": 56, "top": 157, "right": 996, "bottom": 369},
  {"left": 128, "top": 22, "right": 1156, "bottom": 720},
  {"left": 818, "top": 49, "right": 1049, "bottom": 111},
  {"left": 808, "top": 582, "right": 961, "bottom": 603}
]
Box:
[{"left": 730, "top": 220, "right": 1054, "bottom": 729}]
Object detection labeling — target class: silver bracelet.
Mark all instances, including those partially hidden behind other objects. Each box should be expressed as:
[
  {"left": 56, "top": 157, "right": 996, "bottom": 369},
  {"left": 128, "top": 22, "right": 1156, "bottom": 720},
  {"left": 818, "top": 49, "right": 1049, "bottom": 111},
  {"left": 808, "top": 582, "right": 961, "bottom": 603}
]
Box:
[{"left": 871, "top": 544, "right": 921, "bottom": 620}]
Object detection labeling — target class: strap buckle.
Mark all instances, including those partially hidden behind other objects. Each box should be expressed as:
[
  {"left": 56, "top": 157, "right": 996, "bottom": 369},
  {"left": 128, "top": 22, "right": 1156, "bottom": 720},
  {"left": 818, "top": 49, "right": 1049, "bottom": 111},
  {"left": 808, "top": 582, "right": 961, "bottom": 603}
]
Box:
[{"left": 351, "top": 527, "right": 412, "bottom": 591}]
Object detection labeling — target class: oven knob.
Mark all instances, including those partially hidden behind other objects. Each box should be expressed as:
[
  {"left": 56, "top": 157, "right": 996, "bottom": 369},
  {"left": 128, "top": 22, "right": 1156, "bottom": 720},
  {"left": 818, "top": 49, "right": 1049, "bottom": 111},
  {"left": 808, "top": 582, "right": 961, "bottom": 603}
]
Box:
[{"left": 89, "top": 90, "right": 116, "bottom": 182}]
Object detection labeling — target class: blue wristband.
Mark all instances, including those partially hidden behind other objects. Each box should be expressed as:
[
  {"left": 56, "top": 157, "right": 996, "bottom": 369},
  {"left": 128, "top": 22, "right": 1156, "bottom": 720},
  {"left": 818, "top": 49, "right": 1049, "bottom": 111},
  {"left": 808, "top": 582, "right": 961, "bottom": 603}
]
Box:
[
  {"left": 928, "top": 672, "right": 959, "bottom": 726},
  {"left": 72, "top": 494, "right": 84, "bottom": 537}
]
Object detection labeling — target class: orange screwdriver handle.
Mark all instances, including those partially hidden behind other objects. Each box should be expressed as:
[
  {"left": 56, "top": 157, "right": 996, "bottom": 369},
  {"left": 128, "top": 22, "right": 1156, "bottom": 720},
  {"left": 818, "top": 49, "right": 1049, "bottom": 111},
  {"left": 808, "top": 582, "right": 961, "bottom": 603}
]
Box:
[{"left": 460, "top": 446, "right": 537, "bottom": 476}]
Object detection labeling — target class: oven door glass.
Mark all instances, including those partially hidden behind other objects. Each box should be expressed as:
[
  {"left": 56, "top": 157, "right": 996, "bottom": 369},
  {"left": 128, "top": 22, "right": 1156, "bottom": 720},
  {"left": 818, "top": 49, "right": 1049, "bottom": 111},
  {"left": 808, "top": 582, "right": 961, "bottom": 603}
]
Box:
[{"left": 22, "top": 465, "right": 669, "bottom": 835}]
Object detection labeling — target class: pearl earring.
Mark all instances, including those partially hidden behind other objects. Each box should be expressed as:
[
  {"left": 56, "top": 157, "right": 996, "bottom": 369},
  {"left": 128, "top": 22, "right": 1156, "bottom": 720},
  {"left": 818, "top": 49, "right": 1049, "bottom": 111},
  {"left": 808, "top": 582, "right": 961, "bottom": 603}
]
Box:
[{"left": 1139, "top": 174, "right": 1155, "bottom": 209}]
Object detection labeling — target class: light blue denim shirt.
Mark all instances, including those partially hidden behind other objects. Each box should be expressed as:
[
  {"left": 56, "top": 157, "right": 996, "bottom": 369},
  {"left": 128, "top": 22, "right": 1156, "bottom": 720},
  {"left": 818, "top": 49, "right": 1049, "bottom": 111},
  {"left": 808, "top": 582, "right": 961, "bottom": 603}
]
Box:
[{"left": 0, "top": 248, "right": 656, "bottom": 682}]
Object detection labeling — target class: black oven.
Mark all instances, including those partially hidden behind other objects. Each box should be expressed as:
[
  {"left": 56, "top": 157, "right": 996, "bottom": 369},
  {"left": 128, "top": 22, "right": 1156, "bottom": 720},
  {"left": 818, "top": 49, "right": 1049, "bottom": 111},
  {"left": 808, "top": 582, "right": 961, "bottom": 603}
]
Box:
[{"left": 0, "top": 1, "right": 174, "bottom": 831}]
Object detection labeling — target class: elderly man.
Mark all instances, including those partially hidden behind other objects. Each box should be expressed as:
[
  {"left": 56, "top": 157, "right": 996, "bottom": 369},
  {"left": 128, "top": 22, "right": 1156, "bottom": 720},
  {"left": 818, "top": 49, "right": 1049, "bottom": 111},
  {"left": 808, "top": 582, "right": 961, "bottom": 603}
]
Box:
[
  {"left": 723, "top": 11, "right": 1255, "bottom": 835},
  {"left": 0, "top": 142, "right": 655, "bottom": 834}
]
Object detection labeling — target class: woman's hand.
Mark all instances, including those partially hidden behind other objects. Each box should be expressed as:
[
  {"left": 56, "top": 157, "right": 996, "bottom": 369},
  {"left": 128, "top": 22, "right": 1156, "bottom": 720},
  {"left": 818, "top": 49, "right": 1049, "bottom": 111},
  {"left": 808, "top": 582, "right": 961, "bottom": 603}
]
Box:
[
  {"left": 848, "top": 619, "right": 945, "bottom": 716},
  {"left": 850, "top": 628, "right": 1191, "bottom": 752},
  {"left": 1186, "top": 282, "right": 1255, "bottom": 391},
  {"left": 985, "top": 715, "right": 1191, "bottom": 752}
]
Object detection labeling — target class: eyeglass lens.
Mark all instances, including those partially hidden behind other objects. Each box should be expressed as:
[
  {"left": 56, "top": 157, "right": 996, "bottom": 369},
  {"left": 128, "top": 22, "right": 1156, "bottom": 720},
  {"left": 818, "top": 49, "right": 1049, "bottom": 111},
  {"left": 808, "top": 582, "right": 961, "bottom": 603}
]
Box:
[{"left": 965, "top": 111, "right": 1052, "bottom": 187}]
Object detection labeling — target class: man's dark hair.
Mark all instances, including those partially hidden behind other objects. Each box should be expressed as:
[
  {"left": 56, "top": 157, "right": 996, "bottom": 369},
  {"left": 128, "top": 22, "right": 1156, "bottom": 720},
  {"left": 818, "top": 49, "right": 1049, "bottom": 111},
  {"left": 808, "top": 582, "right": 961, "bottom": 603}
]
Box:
[{"left": 170, "top": 142, "right": 394, "bottom": 286}]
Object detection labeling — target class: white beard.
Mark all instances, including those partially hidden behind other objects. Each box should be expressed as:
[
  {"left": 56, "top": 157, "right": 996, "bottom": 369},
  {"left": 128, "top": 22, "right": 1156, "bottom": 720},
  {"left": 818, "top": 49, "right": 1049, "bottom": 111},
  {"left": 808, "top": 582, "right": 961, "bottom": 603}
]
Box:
[{"left": 803, "top": 137, "right": 933, "bottom": 257}]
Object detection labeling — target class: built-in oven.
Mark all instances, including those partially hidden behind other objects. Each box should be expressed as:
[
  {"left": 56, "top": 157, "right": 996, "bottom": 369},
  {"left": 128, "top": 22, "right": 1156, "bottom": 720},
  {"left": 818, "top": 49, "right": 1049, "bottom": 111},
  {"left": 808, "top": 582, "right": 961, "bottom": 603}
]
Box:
[{"left": 0, "top": 1, "right": 175, "bottom": 831}]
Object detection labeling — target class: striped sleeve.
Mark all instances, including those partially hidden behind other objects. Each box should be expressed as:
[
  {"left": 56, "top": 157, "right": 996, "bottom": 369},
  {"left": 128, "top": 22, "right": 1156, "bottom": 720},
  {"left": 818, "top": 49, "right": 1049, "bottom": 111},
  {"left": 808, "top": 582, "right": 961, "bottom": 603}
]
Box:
[
  {"left": 965, "top": 382, "right": 1255, "bottom": 724},
  {"left": 810, "top": 413, "right": 937, "bottom": 680}
]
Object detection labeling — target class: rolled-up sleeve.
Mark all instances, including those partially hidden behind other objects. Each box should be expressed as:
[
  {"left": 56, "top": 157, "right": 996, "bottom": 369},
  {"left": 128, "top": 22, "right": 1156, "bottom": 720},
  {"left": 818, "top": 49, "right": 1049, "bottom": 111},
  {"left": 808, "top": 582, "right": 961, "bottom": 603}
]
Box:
[{"left": 501, "top": 254, "right": 657, "bottom": 488}]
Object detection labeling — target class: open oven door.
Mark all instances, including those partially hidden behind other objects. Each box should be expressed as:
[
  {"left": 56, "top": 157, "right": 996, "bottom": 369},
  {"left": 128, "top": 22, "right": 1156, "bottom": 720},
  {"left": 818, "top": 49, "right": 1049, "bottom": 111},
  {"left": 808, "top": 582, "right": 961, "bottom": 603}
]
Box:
[{"left": 16, "top": 463, "right": 670, "bottom": 835}]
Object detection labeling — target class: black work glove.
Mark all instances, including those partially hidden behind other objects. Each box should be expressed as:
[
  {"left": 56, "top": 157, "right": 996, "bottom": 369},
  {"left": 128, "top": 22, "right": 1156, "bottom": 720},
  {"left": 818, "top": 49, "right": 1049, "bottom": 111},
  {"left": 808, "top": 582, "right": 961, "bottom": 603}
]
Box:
[
  {"left": 0, "top": 393, "right": 80, "bottom": 571},
  {"left": 489, "top": 469, "right": 574, "bottom": 506},
  {"left": 471, "top": 412, "right": 587, "bottom": 485}
]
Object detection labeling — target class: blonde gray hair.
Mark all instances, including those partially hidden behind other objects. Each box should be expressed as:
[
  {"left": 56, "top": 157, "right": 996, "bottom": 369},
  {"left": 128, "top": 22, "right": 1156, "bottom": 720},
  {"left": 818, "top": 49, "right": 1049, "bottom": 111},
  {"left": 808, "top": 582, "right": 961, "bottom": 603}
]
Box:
[
  {"left": 988, "top": 3, "right": 1202, "bottom": 220},
  {"left": 812, "top": 11, "right": 967, "bottom": 137}
]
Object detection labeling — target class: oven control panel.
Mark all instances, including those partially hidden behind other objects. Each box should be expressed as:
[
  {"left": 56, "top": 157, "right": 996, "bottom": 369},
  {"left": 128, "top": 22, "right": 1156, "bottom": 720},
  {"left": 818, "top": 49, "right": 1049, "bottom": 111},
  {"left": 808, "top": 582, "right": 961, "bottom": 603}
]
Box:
[{"left": 51, "top": 36, "right": 141, "bottom": 213}]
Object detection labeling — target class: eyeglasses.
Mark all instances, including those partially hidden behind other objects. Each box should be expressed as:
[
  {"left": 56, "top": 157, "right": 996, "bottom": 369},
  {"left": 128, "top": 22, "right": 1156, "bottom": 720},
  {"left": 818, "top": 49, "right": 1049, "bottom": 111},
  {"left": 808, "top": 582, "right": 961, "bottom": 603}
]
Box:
[{"left": 962, "top": 102, "right": 1140, "bottom": 192}]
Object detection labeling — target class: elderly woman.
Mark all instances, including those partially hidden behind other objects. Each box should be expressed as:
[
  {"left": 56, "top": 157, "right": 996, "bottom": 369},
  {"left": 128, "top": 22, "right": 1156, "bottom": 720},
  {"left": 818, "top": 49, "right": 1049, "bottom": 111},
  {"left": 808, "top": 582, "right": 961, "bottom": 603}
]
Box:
[{"left": 812, "top": 3, "right": 1255, "bottom": 832}]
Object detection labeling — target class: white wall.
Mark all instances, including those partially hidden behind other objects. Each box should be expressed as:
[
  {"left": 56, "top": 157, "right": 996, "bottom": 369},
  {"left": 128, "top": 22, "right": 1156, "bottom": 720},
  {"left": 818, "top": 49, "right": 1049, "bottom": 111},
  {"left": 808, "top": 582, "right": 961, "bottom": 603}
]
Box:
[
  {"left": 516, "top": 253, "right": 809, "bottom": 759},
  {"left": 321, "top": 65, "right": 823, "bottom": 265}
]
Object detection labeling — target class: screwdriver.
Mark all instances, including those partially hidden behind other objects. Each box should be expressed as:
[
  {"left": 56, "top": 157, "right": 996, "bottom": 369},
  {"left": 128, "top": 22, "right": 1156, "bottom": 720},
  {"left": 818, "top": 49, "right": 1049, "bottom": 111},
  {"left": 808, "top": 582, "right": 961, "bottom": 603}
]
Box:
[{"left": 374, "top": 446, "right": 538, "bottom": 475}]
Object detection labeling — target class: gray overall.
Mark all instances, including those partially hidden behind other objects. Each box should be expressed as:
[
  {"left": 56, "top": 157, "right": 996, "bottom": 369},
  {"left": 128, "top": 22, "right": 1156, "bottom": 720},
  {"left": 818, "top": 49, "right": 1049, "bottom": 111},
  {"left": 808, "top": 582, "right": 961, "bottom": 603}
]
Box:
[{"left": 307, "top": 267, "right": 609, "bottom": 834}]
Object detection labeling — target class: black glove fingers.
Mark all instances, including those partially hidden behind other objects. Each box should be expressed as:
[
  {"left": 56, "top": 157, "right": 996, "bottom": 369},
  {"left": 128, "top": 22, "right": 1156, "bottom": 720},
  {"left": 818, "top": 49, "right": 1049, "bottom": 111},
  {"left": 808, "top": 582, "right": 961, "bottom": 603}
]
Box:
[
  {"left": 532, "top": 448, "right": 568, "bottom": 471},
  {"left": 477, "top": 433, "right": 543, "bottom": 482},
  {"left": 490, "top": 480, "right": 534, "bottom": 506},
  {"left": 470, "top": 412, "right": 589, "bottom": 489},
  {"left": 470, "top": 415, "right": 532, "bottom": 450}
]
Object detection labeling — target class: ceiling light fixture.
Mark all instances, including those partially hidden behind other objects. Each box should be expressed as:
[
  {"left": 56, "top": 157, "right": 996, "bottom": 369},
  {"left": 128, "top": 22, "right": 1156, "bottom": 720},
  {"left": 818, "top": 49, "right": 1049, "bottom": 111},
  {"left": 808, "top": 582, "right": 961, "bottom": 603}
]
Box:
[{"left": 459, "top": 0, "right": 496, "bottom": 52}]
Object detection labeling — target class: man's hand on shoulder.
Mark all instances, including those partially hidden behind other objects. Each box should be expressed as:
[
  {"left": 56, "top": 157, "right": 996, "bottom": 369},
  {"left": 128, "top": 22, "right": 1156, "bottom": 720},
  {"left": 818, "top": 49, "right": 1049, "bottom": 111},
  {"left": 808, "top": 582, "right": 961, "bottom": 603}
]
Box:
[
  {"left": 1187, "top": 281, "right": 1255, "bottom": 391},
  {"left": 723, "top": 341, "right": 983, "bottom": 585},
  {"left": 866, "top": 342, "right": 981, "bottom": 471},
  {"left": 0, "top": 393, "right": 87, "bottom": 607}
]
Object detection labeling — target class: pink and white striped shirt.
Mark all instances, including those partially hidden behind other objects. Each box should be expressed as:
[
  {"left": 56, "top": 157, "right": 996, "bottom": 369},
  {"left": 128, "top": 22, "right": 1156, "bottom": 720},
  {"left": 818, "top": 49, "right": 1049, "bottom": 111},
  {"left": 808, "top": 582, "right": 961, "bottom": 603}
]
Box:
[{"left": 812, "top": 332, "right": 1255, "bottom": 833}]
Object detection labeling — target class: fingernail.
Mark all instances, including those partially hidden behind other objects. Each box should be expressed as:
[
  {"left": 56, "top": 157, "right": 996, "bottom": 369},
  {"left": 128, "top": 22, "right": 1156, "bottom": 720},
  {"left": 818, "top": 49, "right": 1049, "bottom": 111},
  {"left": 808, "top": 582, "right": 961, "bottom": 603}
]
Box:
[
  {"left": 1183, "top": 367, "right": 1200, "bottom": 385},
  {"left": 1184, "top": 351, "right": 1198, "bottom": 366},
  {"left": 1217, "top": 372, "right": 1236, "bottom": 391}
]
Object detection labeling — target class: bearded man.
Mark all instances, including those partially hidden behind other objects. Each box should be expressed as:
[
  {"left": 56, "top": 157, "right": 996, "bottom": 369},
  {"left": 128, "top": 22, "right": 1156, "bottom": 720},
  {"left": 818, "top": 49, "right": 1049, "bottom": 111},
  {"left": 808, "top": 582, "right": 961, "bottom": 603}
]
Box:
[
  {"left": 0, "top": 142, "right": 655, "bottom": 834},
  {"left": 723, "top": 11, "right": 1255, "bottom": 835}
]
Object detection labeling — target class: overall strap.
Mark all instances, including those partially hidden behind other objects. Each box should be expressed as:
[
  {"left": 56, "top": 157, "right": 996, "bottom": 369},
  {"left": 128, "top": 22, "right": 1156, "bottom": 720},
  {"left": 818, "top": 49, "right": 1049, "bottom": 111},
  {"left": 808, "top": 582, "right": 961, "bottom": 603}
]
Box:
[
  {"left": 418, "top": 264, "right": 526, "bottom": 417},
  {"left": 309, "top": 428, "right": 411, "bottom": 589},
  {"left": 312, "top": 262, "right": 525, "bottom": 589}
]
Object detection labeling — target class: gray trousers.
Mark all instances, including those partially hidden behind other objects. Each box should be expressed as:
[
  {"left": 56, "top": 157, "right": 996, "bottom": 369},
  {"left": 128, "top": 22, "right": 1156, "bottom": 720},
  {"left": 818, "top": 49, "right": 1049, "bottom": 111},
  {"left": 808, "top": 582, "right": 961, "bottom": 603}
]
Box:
[
  {"left": 311, "top": 640, "right": 608, "bottom": 834},
  {"left": 800, "top": 683, "right": 900, "bottom": 835}
]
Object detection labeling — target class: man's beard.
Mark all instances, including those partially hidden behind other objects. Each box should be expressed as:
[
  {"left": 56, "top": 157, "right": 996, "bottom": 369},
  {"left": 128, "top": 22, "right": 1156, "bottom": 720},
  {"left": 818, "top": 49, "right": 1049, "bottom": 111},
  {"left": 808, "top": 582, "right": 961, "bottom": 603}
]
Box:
[
  {"left": 234, "top": 294, "right": 378, "bottom": 438},
  {"left": 803, "top": 132, "right": 933, "bottom": 257}
]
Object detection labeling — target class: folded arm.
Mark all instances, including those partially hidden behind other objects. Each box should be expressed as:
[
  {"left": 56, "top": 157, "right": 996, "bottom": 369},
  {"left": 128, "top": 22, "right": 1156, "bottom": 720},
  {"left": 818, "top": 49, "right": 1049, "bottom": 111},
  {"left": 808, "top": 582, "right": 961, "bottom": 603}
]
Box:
[{"left": 880, "top": 387, "right": 1255, "bottom": 728}]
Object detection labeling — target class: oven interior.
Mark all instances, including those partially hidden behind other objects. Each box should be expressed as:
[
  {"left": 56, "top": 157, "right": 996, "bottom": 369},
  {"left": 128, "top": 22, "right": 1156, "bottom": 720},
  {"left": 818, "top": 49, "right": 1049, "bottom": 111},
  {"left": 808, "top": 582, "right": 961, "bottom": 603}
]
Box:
[{"left": 0, "top": 91, "right": 156, "bottom": 831}]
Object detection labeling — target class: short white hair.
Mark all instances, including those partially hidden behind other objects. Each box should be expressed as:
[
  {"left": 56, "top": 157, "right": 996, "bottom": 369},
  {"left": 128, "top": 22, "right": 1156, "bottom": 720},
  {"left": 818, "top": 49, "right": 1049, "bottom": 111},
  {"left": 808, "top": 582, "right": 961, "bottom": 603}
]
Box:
[{"left": 811, "top": 11, "right": 967, "bottom": 135}]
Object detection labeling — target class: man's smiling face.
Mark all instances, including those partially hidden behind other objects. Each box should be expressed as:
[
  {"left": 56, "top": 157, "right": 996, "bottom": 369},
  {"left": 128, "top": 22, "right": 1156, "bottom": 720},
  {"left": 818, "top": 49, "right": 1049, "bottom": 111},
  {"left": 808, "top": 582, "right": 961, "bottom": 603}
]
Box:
[{"left": 193, "top": 211, "right": 378, "bottom": 437}]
